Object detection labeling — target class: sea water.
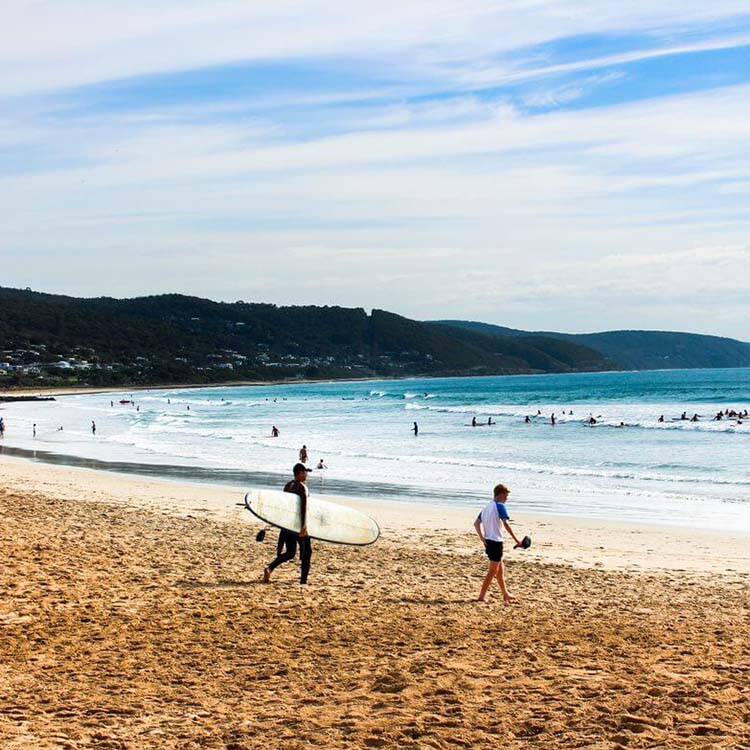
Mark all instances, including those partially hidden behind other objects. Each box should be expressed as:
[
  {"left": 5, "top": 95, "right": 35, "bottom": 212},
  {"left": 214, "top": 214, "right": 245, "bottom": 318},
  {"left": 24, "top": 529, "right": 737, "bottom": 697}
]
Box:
[{"left": 2, "top": 369, "right": 750, "bottom": 530}]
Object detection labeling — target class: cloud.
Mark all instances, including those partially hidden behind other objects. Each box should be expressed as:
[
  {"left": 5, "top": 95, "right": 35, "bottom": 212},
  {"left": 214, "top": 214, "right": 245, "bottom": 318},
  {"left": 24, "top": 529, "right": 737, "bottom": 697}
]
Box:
[
  {"left": 2, "top": 2, "right": 749, "bottom": 95},
  {"left": 1, "top": 3, "right": 750, "bottom": 337}
]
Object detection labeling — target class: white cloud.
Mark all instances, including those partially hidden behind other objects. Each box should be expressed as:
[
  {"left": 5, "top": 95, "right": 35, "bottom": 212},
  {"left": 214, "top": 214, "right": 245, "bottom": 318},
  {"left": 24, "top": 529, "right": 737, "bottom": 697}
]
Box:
[
  {"left": 2, "top": 2, "right": 749, "bottom": 95},
  {"left": 2, "top": 3, "right": 750, "bottom": 336}
]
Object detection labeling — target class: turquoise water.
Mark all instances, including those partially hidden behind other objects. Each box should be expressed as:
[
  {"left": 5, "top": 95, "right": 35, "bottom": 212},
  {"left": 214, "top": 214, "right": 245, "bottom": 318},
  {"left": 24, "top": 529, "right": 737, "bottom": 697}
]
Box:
[{"left": 3, "top": 368, "right": 750, "bottom": 530}]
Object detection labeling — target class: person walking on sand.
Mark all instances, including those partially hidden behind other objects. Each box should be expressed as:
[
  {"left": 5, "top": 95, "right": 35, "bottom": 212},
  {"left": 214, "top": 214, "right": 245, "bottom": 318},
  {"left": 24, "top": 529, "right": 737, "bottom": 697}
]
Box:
[
  {"left": 473, "top": 483, "right": 524, "bottom": 604},
  {"left": 263, "top": 463, "right": 312, "bottom": 585},
  {"left": 299, "top": 444, "right": 308, "bottom": 464}
]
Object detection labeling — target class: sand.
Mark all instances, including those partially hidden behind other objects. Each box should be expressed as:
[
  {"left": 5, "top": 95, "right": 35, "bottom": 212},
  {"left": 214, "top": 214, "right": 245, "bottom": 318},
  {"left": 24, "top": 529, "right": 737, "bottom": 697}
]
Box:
[{"left": 1, "top": 456, "right": 749, "bottom": 749}]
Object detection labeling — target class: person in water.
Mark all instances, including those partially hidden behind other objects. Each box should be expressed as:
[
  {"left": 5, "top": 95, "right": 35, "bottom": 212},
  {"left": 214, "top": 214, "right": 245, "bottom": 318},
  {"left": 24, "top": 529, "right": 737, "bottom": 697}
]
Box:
[
  {"left": 299, "top": 445, "right": 308, "bottom": 464},
  {"left": 524, "top": 415, "right": 531, "bottom": 424},
  {"left": 472, "top": 416, "right": 477, "bottom": 427},
  {"left": 91, "top": 420, "right": 96, "bottom": 435},
  {"left": 413, "top": 421, "right": 418, "bottom": 436},
  {"left": 316, "top": 459, "right": 327, "bottom": 469},
  {"left": 474, "top": 484, "right": 524, "bottom": 604},
  {"left": 271, "top": 425, "right": 280, "bottom": 437},
  {"left": 658, "top": 415, "right": 664, "bottom": 423},
  {"left": 263, "top": 463, "right": 312, "bottom": 585}
]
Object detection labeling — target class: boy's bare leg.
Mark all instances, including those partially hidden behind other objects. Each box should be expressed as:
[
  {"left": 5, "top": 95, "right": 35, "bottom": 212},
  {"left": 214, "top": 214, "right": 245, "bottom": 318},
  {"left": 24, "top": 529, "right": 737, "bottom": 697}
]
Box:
[
  {"left": 495, "top": 561, "right": 514, "bottom": 604},
  {"left": 478, "top": 562, "right": 499, "bottom": 602}
]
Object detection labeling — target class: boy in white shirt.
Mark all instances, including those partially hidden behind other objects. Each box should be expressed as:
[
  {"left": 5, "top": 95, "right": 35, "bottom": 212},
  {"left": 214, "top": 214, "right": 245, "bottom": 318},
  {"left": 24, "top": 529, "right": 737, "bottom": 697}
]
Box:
[{"left": 473, "top": 483, "right": 523, "bottom": 604}]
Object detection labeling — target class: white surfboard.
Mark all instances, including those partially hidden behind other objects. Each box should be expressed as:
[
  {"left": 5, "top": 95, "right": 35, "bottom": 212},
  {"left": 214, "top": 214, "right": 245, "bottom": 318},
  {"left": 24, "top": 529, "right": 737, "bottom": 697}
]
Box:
[{"left": 244, "top": 489, "right": 380, "bottom": 546}]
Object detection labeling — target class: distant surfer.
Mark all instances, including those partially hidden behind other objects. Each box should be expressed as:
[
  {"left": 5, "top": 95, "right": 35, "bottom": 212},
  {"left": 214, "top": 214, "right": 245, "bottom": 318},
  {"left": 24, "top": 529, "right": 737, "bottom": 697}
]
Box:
[
  {"left": 658, "top": 415, "right": 664, "bottom": 423},
  {"left": 473, "top": 484, "right": 525, "bottom": 604},
  {"left": 524, "top": 415, "right": 530, "bottom": 424},
  {"left": 550, "top": 413, "right": 556, "bottom": 426},
  {"left": 91, "top": 420, "right": 96, "bottom": 435},
  {"left": 487, "top": 417, "right": 493, "bottom": 426},
  {"left": 472, "top": 416, "right": 477, "bottom": 427},
  {"left": 271, "top": 425, "right": 280, "bottom": 437},
  {"left": 263, "top": 463, "right": 312, "bottom": 585},
  {"left": 299, "top": 445, "right": 308, "bottom": 464},
  {"left": 33, "top": 423, "right": 36, "bottom": 438},
  {"left": 412, "top": 421, "right": 419, "bottom": 436},
  {"left": 316, "top": 459, "right": 327, "bottom": 469}
]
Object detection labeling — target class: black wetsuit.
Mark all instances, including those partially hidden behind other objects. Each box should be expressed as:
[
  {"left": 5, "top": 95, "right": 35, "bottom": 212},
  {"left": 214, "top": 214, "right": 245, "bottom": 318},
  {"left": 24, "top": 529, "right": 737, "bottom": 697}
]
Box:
[{"left": 266, "top": 479, "right": 312, "bottom": 584}]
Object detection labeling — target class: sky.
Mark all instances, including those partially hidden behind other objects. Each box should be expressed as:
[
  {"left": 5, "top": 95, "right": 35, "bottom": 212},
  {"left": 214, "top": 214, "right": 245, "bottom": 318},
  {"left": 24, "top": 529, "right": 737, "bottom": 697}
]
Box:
[{"left": 2, "top": 2, "right": 750, "bottom": 338}]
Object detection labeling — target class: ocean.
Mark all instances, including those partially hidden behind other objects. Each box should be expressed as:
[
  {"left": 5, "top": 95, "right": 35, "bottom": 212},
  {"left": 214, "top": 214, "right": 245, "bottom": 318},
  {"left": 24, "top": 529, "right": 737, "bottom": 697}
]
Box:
[{"left": 2, "top": 368, "right": 749, "bottom": 531}]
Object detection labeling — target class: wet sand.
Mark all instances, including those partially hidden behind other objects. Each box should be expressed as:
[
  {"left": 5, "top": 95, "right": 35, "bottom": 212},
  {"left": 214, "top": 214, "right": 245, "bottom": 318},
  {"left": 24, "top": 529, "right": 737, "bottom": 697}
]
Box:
[{"left": 1, "top": 457, "right": 749, "bottom": 748}]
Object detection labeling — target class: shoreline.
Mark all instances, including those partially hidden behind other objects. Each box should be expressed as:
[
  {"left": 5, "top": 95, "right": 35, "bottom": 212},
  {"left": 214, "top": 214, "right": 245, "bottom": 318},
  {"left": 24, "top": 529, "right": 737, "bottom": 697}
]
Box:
[
  {"left": 2, "top": 453, "right": 748, "bottom": 576},
  {"left": 0, "top": 367, "right": 668, "bottom": 399}
]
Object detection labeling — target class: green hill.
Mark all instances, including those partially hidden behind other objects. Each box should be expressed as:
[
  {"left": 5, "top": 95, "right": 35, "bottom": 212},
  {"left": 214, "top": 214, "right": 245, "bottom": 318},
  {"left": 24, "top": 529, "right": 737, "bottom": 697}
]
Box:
[
  {"left": 436, "top": 320, "right": 750, "bottom": 370},
  {"left": 0, "top": 287, "right": 613, "bottom": 388}
]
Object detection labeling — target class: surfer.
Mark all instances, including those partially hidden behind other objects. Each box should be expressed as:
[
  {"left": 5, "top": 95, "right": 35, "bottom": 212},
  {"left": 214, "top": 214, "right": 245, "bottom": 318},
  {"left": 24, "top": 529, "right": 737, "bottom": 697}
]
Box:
[
  {"left": 299, "top": 445, "right": 308, "bottom": 464},
  {"left": 413, "top": 421, "right": 419, "bottom": 436},
  {"left": 524, "top": 415, "right": 530, "bottom": 424},
  {"left": 473, "top": 483, "right": 524, "bottom": 604},
  {"left": 91, "top": 420, "right": 96, "bottom": 435},
  {"left": 472, "top": 416, "right": 477, "bottom": 427},
  {"left": 271, "top": 425, "right": 280, "bottom": 437},
  {"left": 263, "top": 463, "right": 312, "bottom": 585},
  {"left": 316, "top": 459, "right": 327, "bottom": 469}
]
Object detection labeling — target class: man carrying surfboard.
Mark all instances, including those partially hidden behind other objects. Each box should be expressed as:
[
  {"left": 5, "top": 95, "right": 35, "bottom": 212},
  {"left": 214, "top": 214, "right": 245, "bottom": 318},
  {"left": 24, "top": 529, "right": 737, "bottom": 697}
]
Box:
[
  {"left": 263, "top": 463, "right": 312, "bottom": 585},
  {"left": 473, "top": 483, "right": 526, "bottom": 604}
]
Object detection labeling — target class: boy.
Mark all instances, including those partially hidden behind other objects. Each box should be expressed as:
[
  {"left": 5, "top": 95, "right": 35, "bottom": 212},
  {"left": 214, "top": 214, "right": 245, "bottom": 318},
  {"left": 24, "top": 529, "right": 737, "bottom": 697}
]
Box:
[{"left": 473, "top": 483, "right": 523, "bottom": 604}]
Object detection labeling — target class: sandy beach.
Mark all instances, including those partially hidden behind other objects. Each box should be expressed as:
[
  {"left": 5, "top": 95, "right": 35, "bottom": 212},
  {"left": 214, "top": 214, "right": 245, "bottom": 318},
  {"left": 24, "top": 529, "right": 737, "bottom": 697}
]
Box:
[{"left": 1, "top": 455, "right": 749, "bottom": 749}]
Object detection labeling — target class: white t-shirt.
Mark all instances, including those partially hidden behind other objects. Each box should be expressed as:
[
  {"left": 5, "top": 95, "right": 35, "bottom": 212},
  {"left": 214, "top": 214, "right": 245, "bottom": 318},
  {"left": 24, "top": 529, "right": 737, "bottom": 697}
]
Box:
[{"left": 478, "top": 501, "right": 511, "bottom": 542}]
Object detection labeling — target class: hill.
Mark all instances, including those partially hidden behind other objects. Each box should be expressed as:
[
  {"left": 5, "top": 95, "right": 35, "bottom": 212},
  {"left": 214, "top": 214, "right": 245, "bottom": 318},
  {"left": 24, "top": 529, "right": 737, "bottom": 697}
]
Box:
[
  {"left": 436, "top": 320, "right": 750, "bottom": 370},
  {"left": 0, "top": 287, "right": 613, "bottom": 387}
]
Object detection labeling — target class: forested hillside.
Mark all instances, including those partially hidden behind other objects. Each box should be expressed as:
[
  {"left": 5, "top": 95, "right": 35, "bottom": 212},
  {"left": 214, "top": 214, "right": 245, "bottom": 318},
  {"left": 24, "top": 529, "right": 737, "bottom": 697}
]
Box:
[
  {"left": 0, "top": 287, "right": 613, "bottom": 387},
  {"left": 437, "top": 320, "right": 750, "bottom": 371}
]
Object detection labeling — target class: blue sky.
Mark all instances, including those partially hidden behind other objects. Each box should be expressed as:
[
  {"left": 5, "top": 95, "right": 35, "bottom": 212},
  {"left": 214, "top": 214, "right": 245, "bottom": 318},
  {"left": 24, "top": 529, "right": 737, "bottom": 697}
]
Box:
[{"left": 2, "top": 2, "right": 750, "bottom": 337}]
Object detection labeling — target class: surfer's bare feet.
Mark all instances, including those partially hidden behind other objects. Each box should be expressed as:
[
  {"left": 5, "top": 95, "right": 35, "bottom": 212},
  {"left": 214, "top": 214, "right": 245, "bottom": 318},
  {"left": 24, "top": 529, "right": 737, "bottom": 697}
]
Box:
[
  {"left": 262, "top": 567, "right": 271, "bottom": 584},
  {"left": 476, "top": 597, "right": 489, "bottom": 604},
  {"left": 503, "top": 595, "right": 515, "bottom": 605}
]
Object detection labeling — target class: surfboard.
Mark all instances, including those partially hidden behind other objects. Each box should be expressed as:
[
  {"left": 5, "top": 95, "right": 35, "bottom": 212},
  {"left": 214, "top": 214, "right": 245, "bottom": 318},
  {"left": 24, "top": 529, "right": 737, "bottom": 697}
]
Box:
[{"left": 244, "top": 490, "right": 380, "bottom": 546}]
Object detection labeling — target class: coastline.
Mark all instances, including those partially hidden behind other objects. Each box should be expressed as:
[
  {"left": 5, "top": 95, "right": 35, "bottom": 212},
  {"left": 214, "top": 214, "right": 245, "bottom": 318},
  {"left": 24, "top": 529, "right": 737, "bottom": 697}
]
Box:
[
  {"left": 0, "top": 367, "right": 637, "bottom": 399},
  {"left": 0, "top": 373, "right": 498, "bottom": 399}
]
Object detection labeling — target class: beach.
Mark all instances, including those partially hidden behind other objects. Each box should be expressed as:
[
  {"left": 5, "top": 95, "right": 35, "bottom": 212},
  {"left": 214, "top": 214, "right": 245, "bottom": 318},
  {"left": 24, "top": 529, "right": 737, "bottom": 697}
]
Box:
[{"left": 2, "top": 455, "right": 749, "bottom": 749}]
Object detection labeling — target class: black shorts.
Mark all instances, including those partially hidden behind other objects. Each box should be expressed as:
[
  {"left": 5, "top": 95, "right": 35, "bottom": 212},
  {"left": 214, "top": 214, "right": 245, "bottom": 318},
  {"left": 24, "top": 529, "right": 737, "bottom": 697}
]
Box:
[{"left": 485, "top": 540, "right": 504, "bottom": 562}]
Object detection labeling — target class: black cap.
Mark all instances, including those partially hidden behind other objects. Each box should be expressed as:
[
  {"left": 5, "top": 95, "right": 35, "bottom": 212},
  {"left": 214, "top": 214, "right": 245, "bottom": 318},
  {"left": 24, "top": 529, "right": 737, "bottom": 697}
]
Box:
[{"left": 293, "top": 463, "right": 312, "bottom": 474}]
